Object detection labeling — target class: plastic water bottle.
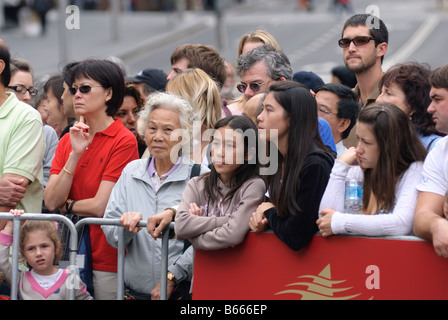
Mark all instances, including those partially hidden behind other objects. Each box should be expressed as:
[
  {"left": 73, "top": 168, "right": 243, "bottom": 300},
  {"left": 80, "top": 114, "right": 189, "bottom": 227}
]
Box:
[{"left": 344, "top": 179, "right": 363, "bottom": 214}]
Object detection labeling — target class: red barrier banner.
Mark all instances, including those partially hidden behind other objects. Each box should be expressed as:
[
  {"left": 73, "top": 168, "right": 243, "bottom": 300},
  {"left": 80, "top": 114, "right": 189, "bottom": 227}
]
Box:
[{"left": 192, "top": 232, "right": 448, "bottom": 300}]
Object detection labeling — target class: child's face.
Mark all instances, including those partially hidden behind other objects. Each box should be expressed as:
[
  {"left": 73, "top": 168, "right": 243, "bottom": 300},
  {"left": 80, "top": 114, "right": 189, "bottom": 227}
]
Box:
[
  {"left": 211, "top": 125, "right": 246, "bottom": 184},
  {"left": 22, "top": 230, "right": 58, "bottom": 276}
]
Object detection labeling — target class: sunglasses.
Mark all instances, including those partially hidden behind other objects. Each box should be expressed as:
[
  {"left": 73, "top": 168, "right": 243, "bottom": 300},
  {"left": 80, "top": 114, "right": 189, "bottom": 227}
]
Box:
[
  {"left": 69, "top": 85, "right": 103, "bottom": 95},
  {"left": 236, "top": 81, "right": 267, "bottom": 94},
  {"left": 338, "top": 36, "right": 376, "bottom": 48}
]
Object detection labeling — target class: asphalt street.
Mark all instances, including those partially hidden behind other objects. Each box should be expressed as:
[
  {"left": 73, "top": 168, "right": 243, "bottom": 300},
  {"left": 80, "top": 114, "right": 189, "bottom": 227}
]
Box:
[{"left": 1, "top": 0, "right": 447, "bottom": 83}]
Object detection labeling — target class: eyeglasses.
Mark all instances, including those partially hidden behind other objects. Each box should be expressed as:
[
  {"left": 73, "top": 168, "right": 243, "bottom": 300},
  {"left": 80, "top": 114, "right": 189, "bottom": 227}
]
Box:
[
  {"left": 7, "top": 86, "right": 38, "bottom": 96},
  {"left": 69, "top": 85, "right": 103, "bottom": 95},
  {"left": 236, "top": 81, "right": 267, "bottom": 94},
  {"left": 318, "top": 105, "right": 339, "bottom": 117},
  {"left": 338, "top": 36, "right": 376, "bottom": 48}
]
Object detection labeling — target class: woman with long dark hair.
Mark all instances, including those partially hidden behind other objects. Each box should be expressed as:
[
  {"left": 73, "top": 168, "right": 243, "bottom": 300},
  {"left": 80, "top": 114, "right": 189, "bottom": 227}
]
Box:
[
  {"left": 318, "top": 102, "right": 427, "bottom": 236},
  {"left": 249, "top": 81, "right": 334, "bottom": 250}
]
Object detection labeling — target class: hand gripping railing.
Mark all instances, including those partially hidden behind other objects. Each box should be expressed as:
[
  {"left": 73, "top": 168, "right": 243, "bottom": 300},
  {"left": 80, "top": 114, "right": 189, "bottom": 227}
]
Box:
[
  {"left": 0, "top": 213, "right": 78, "bottom": 300},
  {"left": 74, "top": 218, "right": 174, "bottom": 300}
]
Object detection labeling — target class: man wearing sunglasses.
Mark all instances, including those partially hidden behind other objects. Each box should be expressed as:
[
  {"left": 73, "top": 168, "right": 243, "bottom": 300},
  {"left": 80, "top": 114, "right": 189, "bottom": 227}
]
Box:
[
  {"left": 236, "top": 45, "right": 292, "bottom": 102},
  {"left": 339, "top": 13, "right": 388, "bottom": 148},
  {"left": 0, "top": 40, "right": 45, "bottom": 230}
]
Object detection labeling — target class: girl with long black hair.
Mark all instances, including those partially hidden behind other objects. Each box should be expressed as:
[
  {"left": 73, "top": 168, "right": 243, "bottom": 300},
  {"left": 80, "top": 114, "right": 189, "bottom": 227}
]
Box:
[{"left": 249, "top": 81, "right": 334, "bottom": 250}]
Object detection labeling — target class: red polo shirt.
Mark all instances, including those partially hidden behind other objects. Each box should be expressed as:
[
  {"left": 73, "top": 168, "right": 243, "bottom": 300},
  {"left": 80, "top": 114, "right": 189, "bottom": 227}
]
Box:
[{"left": 51, "top": 119, "right": 139, "bottom": 272}]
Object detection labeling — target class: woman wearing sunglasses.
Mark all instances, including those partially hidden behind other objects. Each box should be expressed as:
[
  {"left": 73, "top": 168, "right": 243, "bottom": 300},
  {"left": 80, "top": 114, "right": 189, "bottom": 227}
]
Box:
[{"left": 44, "top": 59, "right": 139, "bottom": 300}]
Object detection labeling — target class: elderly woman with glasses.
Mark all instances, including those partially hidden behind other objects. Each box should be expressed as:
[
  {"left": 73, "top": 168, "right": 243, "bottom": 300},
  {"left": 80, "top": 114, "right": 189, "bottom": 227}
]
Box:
[
  {"left": 102, "top": 92, "right": 209, "bottom": 300},
  {"left": 44, "top": 58, "right": 139, "bottom": 300}
]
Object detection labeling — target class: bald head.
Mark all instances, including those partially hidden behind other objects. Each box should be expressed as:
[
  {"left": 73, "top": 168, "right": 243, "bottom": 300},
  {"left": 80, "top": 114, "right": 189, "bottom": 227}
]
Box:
[{"left": 0, "top": 39, "right": 7, "bottom": 49}]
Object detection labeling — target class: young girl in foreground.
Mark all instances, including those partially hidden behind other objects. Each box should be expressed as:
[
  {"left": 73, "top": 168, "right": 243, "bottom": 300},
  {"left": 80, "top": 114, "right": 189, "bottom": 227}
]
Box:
[
  {"left": 0, "top": 210, "right": 92, "bottom": 300},
  {"left": 175, "top": 115, "right": 266, "bottom": 249},
  {"left": 249, "top": 81, "right": 335, "bottom": 251},
  {"left": 317, "top": 102, "right": 427, "bottom": 237}
]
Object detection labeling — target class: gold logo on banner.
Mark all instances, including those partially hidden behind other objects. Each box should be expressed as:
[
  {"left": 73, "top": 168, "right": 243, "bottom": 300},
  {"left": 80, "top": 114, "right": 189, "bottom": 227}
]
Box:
[{"left": 275, "top": 264, "right": 373, "bottom": 300}]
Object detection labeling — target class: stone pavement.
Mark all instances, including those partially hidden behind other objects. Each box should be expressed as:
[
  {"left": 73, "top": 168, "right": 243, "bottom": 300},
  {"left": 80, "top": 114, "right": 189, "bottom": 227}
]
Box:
[{"left": 0, "top": 8, "right": 212, "bottom": 80}]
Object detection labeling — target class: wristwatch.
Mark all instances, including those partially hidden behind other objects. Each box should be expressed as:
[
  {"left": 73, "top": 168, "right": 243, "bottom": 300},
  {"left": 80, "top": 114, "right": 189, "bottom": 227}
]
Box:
[{"left": 167, "top": 271, "right": 176, "bottom": 283}]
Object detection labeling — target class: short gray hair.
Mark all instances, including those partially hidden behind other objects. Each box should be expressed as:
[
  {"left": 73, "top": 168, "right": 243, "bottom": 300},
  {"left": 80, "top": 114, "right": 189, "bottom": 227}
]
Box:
[
  {"left": 236, "top": 45, "right": 293, "bottom": 81},
  {"left": 137, "top": 92, "right": 198, "bottom": 153}
]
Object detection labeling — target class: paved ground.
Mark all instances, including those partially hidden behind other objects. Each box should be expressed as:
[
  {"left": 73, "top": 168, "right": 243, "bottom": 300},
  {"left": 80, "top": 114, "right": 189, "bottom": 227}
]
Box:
[
  {"left": 1, "top": 0, "right": 447, "bottom": 83},
  {"left": 1, "top": 5, "right": 215, "bottom": 79}
]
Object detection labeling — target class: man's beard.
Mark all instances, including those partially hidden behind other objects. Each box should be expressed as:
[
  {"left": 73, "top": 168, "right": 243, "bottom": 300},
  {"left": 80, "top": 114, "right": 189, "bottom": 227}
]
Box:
[{"left": 344, "top": 53, "right": 377, "bottom": 74}]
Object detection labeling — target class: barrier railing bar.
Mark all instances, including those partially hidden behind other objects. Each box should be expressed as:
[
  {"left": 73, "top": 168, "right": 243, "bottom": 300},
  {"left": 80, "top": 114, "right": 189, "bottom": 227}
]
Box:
[
  {"left": 74, "top": 218, "right": 174, "bottom": 300},
  {"left": 160, "top": 222, "right": 174, "bottom": 300},
  {"left": 74, "top": 218, "right": 134, "bottom": 300},
  {"left": 0, "top": 213, "right": 78, "bottom": 300},
  {"left": 11, "top": 218, "right": 20, "bottom": 301}
]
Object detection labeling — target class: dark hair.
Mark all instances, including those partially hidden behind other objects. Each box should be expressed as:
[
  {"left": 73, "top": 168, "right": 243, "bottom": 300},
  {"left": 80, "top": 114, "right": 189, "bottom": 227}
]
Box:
[
  {"left": 266, "top": 81, "right": 330, "bottom": 217},
  {"left": 0, "top": 44, "right": 11, "bottom": 86},
  {"left": 342, "top": 14, "right": 389, "bottom": 63},
  {"left": 315, "top": 83, "right": 361, "bottom": 139},
  {"left": 124, "top": 83, "right": 145, "bottom": 111},
  {"left": 170, "top": 44, "right": 227, "bottom": 89},
  {"left": 429, "top": 64, "right": 448, "bottom": 91},
  {"left": 44, "top": 74, "right": 64, "bottom": 105},
  {"left": 202, "top": 115, "right": 260, "bottom": 204},
  {"left": 331, "top": 65, "right": 357, "bottom": 88},
  {"left": 62, "top": 61, "right": 80, "bottom": 86},
  {"left": 70, "top": 59, "right": 125, "bottom": 116},
  {"left": 343, "top": 13, "right": 388, "bottom": 44},
  {"left": 379, "top": 62, "right": 439, "bottom": 137},
  {"left": 358, "top": 102, "right": 427, "bottom": 212}
]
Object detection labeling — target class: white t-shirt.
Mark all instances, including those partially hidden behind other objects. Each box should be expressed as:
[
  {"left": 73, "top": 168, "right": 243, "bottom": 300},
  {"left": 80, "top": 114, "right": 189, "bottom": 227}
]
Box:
[
  {"left": 417, "top": 135, "right": 448, "bottom": 196},
  {"left": 336, "top": 140, "right": 347, "bottom": 159},
  {"left": 31, "top": 269, "right": 63, "bottom": 290}
]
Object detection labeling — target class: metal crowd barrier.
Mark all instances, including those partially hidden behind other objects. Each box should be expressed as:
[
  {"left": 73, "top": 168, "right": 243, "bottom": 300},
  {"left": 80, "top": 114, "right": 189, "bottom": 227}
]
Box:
[
  {"left": 0, "top": 213, "right": 173, "bottom": 300},
  {"left": 74, "top": 218, "right": 173, "bottom": 300}
]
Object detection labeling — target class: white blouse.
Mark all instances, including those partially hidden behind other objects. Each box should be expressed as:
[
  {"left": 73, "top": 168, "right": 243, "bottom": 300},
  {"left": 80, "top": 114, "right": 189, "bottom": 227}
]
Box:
[{"left": 319, "top": 160, "right": 423, "bottom": 236}]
